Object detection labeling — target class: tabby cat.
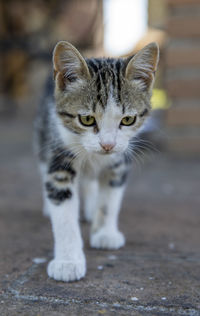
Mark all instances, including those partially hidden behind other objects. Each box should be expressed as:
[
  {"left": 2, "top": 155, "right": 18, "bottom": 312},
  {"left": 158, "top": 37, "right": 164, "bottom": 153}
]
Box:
[{"left": 34, "top": 41, "right": 159, "bottom": 282}]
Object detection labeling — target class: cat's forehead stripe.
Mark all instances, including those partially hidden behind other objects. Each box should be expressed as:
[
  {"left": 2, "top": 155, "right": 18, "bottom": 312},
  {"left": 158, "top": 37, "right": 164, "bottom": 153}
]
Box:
[
  {"left": 115, "top": 60, "right": 122, "bottom": 103},
  {"left": 88, "top": 59, "right": 106, "bottom": 111},
  {"left": 86, "top": 58, "right": 124, "bottom": 113}
]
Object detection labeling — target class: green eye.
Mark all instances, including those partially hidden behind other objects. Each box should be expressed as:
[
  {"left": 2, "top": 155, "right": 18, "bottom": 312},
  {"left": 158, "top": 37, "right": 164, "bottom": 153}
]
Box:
[
  {"left": 79, "top": 115, "right": 96, "bottom": 126},
  {"left": 121, "top": 116, "right": 137, "bottom": 126}
]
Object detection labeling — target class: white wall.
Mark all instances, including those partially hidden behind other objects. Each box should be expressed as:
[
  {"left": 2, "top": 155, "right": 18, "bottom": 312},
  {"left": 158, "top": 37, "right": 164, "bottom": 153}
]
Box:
[{"left": 103, "top": 0, "right": 148, "bottom": 56}]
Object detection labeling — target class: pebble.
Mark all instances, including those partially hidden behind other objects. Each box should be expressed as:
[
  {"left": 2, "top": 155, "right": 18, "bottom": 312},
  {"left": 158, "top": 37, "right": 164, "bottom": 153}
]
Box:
[
  {"left": 113, "top": 303, "right": 121, "bottom": 308},
  {"left": 97, "top": 265, "right": 103, "bottom": 270},
  {"left": 131, "top": 297, "right": 139, "bottom": 301},
  {"left": 32, "top": 257, "right": 47, "bottom": 264}
]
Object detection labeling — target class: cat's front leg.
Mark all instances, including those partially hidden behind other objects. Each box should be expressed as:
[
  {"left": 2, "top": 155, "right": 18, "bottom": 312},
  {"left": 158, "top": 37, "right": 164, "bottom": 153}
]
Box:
[
  {"left": 43, "top": 158, "right": 86, "bottom": 282},
  {"left": 90, "top": 163, "right": 127, "bottom": 250}
]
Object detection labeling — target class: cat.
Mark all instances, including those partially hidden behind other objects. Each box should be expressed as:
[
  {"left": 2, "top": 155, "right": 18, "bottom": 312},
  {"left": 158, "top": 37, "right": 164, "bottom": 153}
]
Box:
[{"left": 34, "top": 41, "right": 159, "bottom": 282}]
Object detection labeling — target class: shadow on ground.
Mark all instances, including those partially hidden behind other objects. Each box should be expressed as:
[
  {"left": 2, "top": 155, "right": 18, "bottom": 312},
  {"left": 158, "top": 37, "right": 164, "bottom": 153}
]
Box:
[{"left": 0, "top": 105, "right": 200, "bottom": 316}]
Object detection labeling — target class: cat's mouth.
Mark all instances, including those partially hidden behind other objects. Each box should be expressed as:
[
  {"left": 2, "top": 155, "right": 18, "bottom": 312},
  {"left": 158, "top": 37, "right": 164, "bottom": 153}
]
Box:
[{"left": 97, "top": 149, "right": 116, "bottom": 155}]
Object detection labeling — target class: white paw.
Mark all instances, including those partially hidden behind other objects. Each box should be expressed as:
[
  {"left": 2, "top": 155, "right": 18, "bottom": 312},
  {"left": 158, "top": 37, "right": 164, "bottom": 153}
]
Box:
[
  {"left": 47, "top": 257, "right": 86, "bottom": 282},
  {"left": 90, "top": 228, "right": 125, "bottom": 250}
]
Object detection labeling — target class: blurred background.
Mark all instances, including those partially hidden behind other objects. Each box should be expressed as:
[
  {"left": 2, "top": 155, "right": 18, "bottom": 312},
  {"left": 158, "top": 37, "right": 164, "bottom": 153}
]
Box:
[
  {"left": 1, "top": 0, "right": 200, "bottom": 155},
  {"left": 0, "top": 2, "right": 200, "bottom": 311}
]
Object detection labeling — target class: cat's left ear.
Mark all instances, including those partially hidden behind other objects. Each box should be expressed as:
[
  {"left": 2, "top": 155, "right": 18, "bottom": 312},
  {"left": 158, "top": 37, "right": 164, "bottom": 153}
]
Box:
[
  {"left": 53, "top": 41, "right": 91, "bottom": 90},
  {"left": 125, "top": 42, "right": 159, "bottom": 91}
]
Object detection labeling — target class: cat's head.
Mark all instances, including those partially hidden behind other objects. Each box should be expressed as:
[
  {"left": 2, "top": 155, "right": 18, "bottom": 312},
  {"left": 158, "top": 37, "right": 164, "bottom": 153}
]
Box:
[{"left": 53, "top": 41, "right": 159, "bottom": 157}]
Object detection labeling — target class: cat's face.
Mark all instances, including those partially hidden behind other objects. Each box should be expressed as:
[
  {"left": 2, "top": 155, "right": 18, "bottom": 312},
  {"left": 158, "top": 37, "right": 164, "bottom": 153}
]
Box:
[{"left": 53, "top": 41, "right": 159, "bottom": 157}]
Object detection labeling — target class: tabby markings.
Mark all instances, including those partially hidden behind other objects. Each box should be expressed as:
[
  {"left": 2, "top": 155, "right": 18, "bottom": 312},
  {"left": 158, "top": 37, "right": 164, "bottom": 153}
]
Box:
[
  {"left": 115, "top": 60, "right": 122, "bottom": 103},
  {"left": 45, "top": 181, "right": 72, "bottom": 204},
  {"left": 87, "top": 58, "right": 124, "bottom": 113},
  {"left": 139, "top": 108, "right": 149, "bottom": 118},
  {"left": 109, "top": 172, "right": 128, "bottom": 187},
  {"left": 57, "top": 111, "right": 76, "bottom": 118},
  {"left": 48, "top": 151, "right": 76, "bottom": 179}
]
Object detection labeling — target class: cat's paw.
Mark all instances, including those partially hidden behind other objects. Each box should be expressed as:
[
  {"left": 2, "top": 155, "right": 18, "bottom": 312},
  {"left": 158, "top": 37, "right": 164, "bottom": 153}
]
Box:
[
  {"left": 47, "top": 257, "right": 86, "bottom": 282},
  {"left": 90, "top": 228, "right": 125, "bottom": 250}
]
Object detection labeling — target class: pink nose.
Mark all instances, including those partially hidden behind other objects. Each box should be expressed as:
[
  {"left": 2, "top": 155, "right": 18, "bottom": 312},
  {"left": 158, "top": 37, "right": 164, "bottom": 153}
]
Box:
[{"left": 100, "top": 142, "right": 115, "bottom": 152}]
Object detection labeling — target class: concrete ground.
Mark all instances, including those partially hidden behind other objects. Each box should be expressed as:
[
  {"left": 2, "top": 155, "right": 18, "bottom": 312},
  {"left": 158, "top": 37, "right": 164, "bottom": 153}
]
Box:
[{"left": 0, "top": 106, "right": 200, "bottom": 316}]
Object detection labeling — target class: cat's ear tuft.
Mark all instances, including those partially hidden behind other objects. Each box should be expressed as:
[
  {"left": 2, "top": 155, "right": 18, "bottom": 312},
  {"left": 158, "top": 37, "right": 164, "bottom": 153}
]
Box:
[
  {"left": 125, "top": 42, "right": 159, "bottom": 91},
  {"left": 53, "top": 41, "right": 90, "bottom": 90}
]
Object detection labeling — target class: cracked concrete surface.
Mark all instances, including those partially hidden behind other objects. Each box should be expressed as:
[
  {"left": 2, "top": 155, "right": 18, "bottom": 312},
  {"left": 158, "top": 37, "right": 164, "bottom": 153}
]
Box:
[{"left": 0, "top": 107, "right": 200, "bottom": 315}]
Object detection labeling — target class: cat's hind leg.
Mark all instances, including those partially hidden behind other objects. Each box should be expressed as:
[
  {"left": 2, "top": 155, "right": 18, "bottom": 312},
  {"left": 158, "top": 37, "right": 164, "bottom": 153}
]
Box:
[
  {"left": 90, "top": 162, "right": 127, "bottom": 250},
  {"left": 81, "top": 177, "right": 99, "bottom": 222},
  {"left": 39, "top": 163, "right": 50, "bottom": 217}
]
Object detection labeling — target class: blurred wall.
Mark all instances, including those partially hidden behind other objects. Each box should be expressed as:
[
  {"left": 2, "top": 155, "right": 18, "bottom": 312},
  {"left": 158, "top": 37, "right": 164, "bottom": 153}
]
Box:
[
  {"left": 0, "top": 0, "right": 103, "bottom": 113},
  {"left": 164, "top": 0, "right": 200, "bottom": 155},
  {"left": 148, "top": 0, "right": 167, "bottom": 30}
]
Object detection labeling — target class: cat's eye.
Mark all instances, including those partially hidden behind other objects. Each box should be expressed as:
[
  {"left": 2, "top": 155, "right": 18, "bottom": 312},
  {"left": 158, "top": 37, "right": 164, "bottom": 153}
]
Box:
[
  {"left": 120, "top": 116, "right": 137, "bottom": 126},
  {"left": 79, "top": 115, "right": 96, "bottom": 126}
]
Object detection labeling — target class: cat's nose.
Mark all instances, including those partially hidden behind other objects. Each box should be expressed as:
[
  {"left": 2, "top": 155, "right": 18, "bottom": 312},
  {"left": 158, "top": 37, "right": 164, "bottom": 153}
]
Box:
[{"left": 100, "top": 142, "right": 116, "bottom": 152}]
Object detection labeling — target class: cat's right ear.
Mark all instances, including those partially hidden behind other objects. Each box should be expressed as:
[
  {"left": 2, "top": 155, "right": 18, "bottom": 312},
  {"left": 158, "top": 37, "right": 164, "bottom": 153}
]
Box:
[{"left": 53, "top": 41, "right": 91, "bottom": 90}]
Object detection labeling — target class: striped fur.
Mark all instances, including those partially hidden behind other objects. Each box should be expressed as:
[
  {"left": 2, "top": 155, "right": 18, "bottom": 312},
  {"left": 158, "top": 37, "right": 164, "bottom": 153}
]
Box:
[{"left": 86, "top": 58, "right": 125, "bottom": 111}]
